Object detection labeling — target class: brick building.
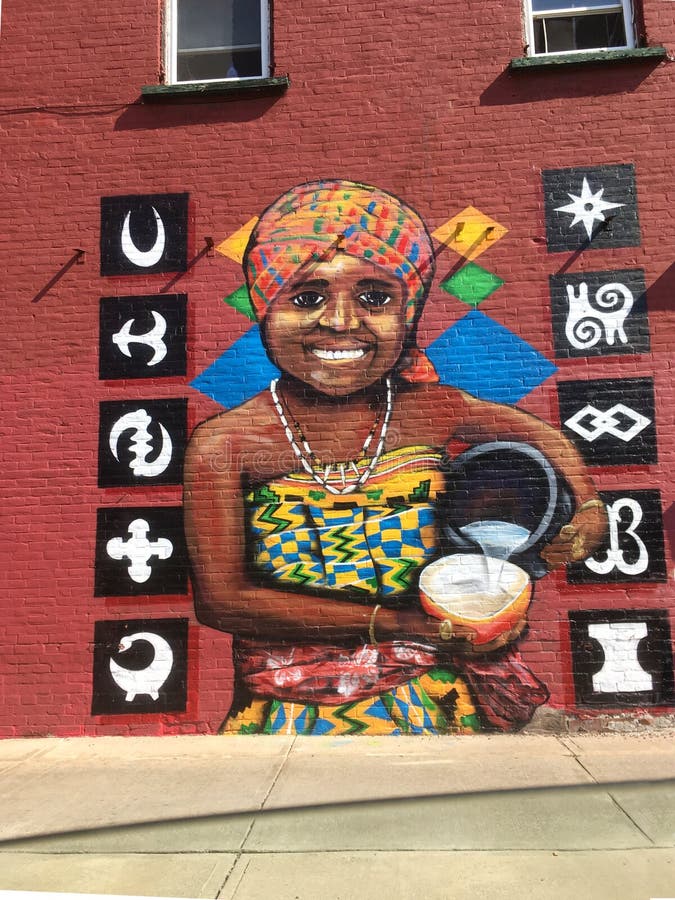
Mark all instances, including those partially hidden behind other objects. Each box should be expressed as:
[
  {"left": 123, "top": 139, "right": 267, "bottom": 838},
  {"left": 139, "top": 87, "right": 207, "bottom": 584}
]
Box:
[{"left": 1, "top": 0, "right": 673, "bottom": 737}]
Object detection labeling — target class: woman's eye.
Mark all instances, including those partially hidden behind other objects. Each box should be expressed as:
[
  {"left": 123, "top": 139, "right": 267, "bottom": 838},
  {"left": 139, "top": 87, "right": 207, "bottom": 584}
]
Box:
[
  {"left": 291, "top": 291, "right": 325, "bottom": 308},
  {"left": 358, "top": 290, "right": 391, "bottom": 308}
]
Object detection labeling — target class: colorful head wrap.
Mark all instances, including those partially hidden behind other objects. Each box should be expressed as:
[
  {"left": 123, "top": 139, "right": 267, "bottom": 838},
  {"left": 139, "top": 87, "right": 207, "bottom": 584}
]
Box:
[
  {"left": 244, "top": 180, "right": 435, "bottom": 326},
  {"left": 243, "top": 179, "right": 438, "bottom": 383}
]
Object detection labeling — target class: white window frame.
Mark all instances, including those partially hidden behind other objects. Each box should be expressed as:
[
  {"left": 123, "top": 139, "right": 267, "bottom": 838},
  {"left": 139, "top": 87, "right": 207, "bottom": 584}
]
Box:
[
  {"left": 166, "top": 0, "right": 270, "bottom": 85},
  {"left": 524, "top": 0, "right": 636, "bottom": 56}
]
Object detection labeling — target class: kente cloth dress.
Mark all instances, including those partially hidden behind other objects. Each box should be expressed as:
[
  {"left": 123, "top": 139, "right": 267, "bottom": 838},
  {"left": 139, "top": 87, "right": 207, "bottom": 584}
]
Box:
[
  {"left": 222, "top": 445, "right": 484, "bottom": 735},
  {"left": 223, "top": 445, "right": 550, "bottom": 734}
]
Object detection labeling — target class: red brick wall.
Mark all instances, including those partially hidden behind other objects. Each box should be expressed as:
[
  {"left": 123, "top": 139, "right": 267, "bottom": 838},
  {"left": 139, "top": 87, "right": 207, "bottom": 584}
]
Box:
[{"left": 1, "top": 0, "right": 673, "bottom": 736}]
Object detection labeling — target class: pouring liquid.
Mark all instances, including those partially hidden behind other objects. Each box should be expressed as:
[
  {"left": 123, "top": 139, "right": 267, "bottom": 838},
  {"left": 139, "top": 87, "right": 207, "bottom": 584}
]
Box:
[
  {"left": 457, "top": 520, "right": 531, "bottom": 593},
  {"left": 458, "top": 520, "right": 531, "bottom": 559}
]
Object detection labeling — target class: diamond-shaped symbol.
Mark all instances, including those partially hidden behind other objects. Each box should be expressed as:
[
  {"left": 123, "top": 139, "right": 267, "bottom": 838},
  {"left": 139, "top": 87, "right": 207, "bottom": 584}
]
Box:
[
  {"left": 425, "top": 310, "right": 556, "bottom": 403},
  {"left": 223, "top": 284, "right": 256, "bottom": 321},
  {"left": 432, "top": 206, "right": 508, "bottom": 261},
  {"left": 215, "top": 216, "right": 259, "bottom": 263},
  {"left": 564, "top": 404, "right": 650, "bottom": 443},
  {"left": 440, "top": 262, "right": 504, "bottom": 306}
]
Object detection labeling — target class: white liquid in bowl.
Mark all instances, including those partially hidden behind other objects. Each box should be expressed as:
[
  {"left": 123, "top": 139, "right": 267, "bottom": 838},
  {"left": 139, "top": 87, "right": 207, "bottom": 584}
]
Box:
[{"left": 420, "top": 554, "right": 530, "bottom": 621}]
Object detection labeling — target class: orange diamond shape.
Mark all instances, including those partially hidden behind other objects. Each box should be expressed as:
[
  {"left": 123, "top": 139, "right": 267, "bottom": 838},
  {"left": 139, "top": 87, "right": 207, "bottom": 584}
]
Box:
[
  {"left": 432, "top": 206, "right": 508, "bottom": 261},
  {"left": 215, "top": 216, "right": 259, "bottom": 264}
]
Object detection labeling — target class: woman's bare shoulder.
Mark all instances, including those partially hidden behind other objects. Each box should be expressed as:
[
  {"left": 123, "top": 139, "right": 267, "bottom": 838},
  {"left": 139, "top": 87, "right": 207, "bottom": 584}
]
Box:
[
  {"left": 391, "top": 381, "right": 474, "bottom": 444},
  {"left": 188, "top": 392, "right": 273, "bottom": 448},
  {"left": 397, "top": 381, "right": 472, "bottom": 411}
]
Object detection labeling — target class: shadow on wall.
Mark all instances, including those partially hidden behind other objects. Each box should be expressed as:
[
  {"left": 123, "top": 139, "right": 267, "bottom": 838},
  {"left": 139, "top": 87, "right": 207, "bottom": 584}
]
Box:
[
  {"left": 664, "top": 502, "right": 675, "bottom": 565},
  {"left": 114, "top": 94, "right": 283, "bottom": 131},
  {"left": 480, "top": 58, "right": 662, "bottom": 107},
  {"left": 646, "top": 262, "right": 675, "bottom": 313}
]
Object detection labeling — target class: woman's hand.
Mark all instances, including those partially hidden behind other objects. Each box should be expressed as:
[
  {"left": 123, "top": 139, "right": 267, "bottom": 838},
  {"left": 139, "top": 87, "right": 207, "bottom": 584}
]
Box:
[
  {"left": 540, "top": 499, "right": 609, "bottom": 570},
  {"left": 436, "top": 617, "right": 528, "bottom": 656},
  {"left": 397, "top": 607, "right": 527, "bottom": 655}
]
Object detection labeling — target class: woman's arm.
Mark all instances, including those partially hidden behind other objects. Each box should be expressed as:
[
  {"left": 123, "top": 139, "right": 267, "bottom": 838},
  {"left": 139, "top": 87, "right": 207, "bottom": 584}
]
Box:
[
  {"left": 183, "top": 418, "right": 458, "bottom": 646},
  {"left": 453, "top": 392, "right": 608, "bottom": 567}
]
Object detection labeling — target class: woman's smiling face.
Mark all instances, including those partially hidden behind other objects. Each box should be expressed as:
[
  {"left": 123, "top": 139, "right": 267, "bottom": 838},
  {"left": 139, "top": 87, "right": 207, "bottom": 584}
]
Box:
[{"left": 263, "top": 253, "right": 409, "bottom": 397}]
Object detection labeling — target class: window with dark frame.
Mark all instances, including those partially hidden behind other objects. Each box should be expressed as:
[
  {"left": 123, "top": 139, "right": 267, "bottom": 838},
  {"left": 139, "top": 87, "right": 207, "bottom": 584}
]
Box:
[
  {"left": 167, "top": 0, "right": 270, "bottom": 84},
  {"left": 525, "top": 0, "right": 635, "bottom": 56}
]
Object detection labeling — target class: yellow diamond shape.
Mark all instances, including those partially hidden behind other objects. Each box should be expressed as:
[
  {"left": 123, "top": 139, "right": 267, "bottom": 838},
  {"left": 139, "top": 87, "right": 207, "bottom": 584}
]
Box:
[
  {"left": 215, "top": 216, "right": 259, "bottom": 263},
  {"left": 432, "top": 206, "right": 507, "bottom": 261}
]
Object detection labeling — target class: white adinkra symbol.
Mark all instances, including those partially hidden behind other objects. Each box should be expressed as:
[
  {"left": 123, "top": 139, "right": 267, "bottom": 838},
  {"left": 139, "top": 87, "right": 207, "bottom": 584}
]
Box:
[
  {"left": 108, "top": 409, "right": 173, "bottom": 478},
  {"left": 109, "top": 632, "right": 174, "bottom": 701},
  {"left": 585, "top": 498, "right": 648, "bottom": 576},
  {"left": 587, "top": 622, "right": 652, "bottom": 694},
  {"left": 121, "top": 206, "right": 166, "bottom": 267},
  {"left": 565, "top": 404, "right": 650, "bottom": 443},
  {"left": 564, "top": 281, "right": 633, "bottom": 350},
  {"left": 106, "top": 518, "right": 173, "bottom": 583},
  {"left": 112, "top": 310, "right": 168, "bottom": 366},
  {"left": 555, "top": 177, "right": 624, "bottom": 239}
]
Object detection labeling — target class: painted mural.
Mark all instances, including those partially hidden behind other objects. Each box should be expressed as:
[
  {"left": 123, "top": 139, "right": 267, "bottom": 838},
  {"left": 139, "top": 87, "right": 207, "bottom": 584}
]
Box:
[
  {"left": 91, "top": 173, "right": 670, "bottom": 732},
  {"left": 181, "top": 179, "right": 609, "bottom": 735}
]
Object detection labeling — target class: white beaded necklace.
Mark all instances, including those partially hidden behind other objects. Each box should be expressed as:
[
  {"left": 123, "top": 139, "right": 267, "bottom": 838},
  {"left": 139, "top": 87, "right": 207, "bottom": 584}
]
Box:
[{"left": 269, "top": 377, "right": 394, "bottom": 495}]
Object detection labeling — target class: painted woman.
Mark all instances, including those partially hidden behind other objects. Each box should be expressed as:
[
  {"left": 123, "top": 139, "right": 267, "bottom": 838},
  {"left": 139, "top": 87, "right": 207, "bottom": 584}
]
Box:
[{"left": 184, "top": 180, "right": 607, "bottom": 735}]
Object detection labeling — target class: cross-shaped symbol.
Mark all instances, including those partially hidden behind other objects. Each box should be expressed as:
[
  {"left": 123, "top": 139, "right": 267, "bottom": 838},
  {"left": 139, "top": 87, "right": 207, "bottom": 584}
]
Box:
[{"left": 106, "top": 518, "right": 173, "bottom": 584}]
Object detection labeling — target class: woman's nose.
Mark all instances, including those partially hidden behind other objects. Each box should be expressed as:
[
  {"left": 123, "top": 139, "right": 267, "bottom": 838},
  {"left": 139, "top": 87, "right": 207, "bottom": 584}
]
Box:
[{"left": 318, "top": 292, "right": 360, "bottom": 331}]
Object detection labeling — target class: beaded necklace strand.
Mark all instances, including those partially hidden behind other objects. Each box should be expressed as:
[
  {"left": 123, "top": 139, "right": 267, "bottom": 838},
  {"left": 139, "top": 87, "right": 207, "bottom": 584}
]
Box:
[{"left": 269, "top": 377, "right": 394, "bottom": 495}]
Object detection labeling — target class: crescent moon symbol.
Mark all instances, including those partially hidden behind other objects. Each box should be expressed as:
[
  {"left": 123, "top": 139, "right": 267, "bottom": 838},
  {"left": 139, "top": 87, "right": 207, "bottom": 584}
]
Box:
[{"left": 121, "top": 206, "right": 166, "bottom": 267}]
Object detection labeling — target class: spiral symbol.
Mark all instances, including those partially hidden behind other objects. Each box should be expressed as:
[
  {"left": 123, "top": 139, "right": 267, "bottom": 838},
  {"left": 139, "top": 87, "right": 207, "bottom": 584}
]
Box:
[
  {"left": 592, "top": 282, "right": 632, "bottom": 312},
  {"left": 569, "top": 316, "right": 603, "bottom": 349}
]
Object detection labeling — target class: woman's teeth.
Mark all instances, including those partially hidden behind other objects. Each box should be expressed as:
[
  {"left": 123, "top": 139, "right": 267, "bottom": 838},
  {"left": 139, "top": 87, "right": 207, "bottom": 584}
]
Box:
[{"left": 311, "top": 348, "right": 366, "bottom": 360}]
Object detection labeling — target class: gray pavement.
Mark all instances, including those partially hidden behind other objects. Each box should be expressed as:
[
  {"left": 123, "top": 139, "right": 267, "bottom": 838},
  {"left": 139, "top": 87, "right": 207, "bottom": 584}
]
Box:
[{"left": 0, "top": 732, "right": 674, "bottom": 899}]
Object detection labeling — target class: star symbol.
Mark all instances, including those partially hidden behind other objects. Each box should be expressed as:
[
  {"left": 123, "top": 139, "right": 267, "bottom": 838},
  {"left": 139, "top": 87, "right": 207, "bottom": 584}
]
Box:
[{"left": 555, "top": 177, "right": 624, "bottom": 240}]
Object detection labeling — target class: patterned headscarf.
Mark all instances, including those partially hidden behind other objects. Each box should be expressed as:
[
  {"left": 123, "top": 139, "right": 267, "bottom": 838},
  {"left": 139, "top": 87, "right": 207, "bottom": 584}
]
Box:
[
  {"left": 243, "top": 179, "right": 438, "bottom": 382},
  {"left": 244, "top": 180, "right": 435, "bottom": 322}
]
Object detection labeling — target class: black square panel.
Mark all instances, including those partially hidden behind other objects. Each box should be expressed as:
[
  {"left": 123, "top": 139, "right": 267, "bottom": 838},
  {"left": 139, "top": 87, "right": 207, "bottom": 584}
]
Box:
[
  {"left": 542, "top": 165, "right": 640, "bottom": 252},
  {"left": 569, "top": 609, "right": 674, "bottom": 707},
  {"left": 549, "top": 269, "right": 650, "bottom": 358},
  {"left": 94, "top": 506, "right": 188, "bottom": 596},
  {"left": 98, "top": 398, "right": 187, "bottom": 488},
  {"left": 92, "top": 617, "right": 188, "bottom": 715},
  {"left": 557, "top": 377, "right": 657, "bottom": 466},
  {"left": 100, "top": 193, "right": 189, "bottom": 276},
  {"left": 568, "top": 490, "right": 667, "bottom": 584},
  {"left": 99, "top": 295, "right": 187, "bottom": 379}
]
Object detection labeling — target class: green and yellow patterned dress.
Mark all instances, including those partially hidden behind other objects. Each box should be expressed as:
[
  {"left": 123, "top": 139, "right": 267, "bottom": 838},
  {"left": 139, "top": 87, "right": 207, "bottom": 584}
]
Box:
[{"left": 222, "top": 446, "right": 482, "bottom": 736}]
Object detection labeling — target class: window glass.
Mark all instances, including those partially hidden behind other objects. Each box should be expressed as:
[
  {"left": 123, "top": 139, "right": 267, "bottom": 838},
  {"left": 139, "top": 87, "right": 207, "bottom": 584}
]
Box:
[
  {"left": 175, "top": 0, "right": 264, "bottom": 82},
  {"left": 533, "top": 10, "right": 626, "bottom": 53},
  {"left": 177, "top": 0, "right": 261, "bottom": 49},
  {"left": 532, "top": 0, "right": 621, "bottom": 12}
]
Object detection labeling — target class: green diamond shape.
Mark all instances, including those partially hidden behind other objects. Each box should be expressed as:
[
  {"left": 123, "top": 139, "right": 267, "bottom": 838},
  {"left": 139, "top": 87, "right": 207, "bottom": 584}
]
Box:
[
  {"left": 223, "top": 284, "right": 256, "bottom": 321},
  {"left": 440, "top": 262, "right": 504, "bottom": 306}
]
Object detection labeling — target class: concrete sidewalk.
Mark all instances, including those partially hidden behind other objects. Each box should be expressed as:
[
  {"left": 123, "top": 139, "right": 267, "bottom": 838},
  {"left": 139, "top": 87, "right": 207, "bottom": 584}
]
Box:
[{"left": 0, "top": 732, "right": 674, "bottom": 900}]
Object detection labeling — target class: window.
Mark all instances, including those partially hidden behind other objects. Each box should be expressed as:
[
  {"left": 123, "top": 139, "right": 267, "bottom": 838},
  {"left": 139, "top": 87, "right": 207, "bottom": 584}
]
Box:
[
  {"left": 166, "top": 0, "right": 270, "bottom": 84},
  {"left": 525, "top": 0, "right": 635, "bottom": 56}
]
